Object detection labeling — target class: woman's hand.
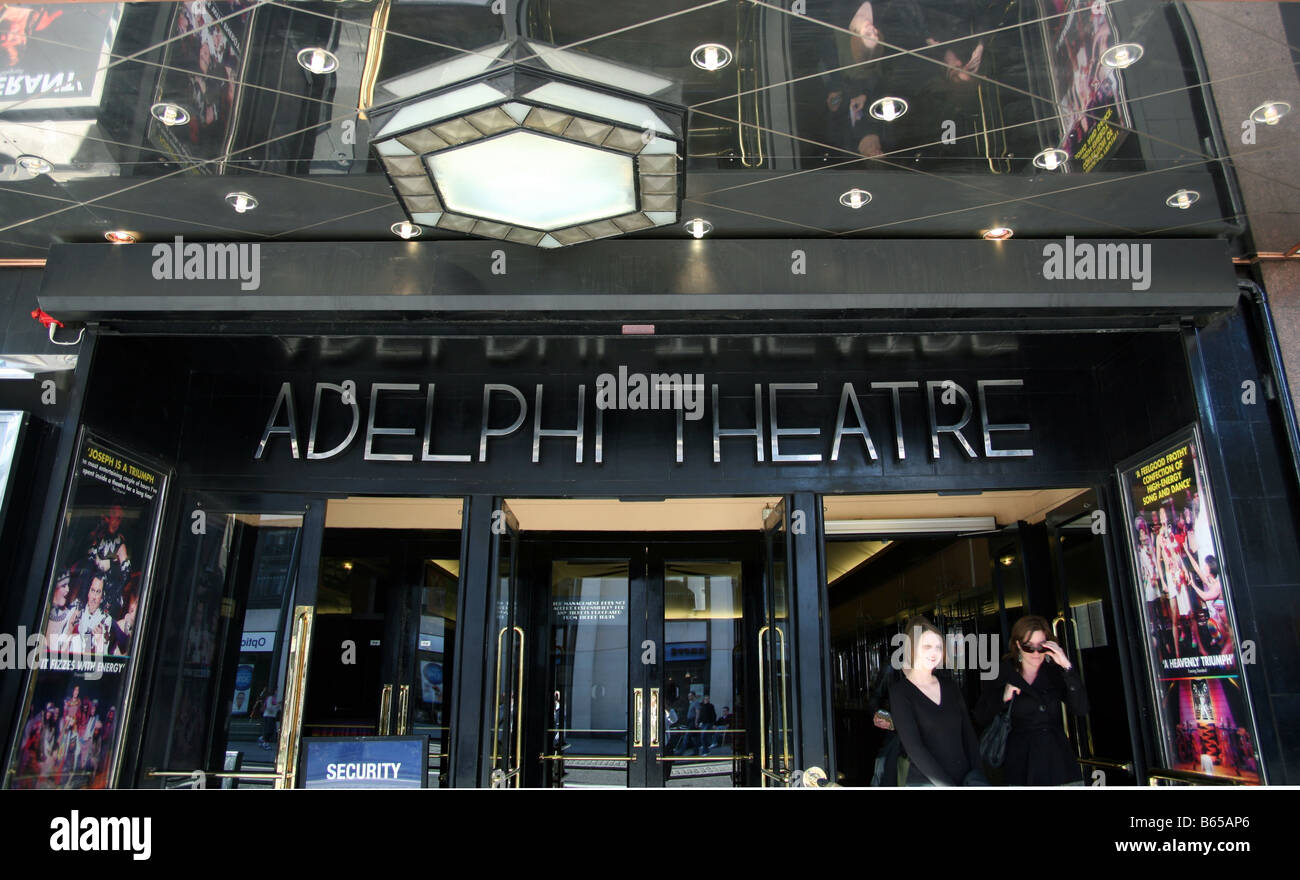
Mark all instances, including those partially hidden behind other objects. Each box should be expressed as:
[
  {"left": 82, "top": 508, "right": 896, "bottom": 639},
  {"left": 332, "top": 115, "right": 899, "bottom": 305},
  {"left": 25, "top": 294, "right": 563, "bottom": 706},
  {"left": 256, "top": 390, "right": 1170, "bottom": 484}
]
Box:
[
  {"left": 1043, "top": 640, "right": 1072, "bottom": 670},
  {"left": 872, "top": 710, "right": 894, "bottom": 730},
  {"left": 857, "top": 133, "right": 883, "bottom": 157},
  {"left": 944, "top": 43, "right": 984, "bottom": 83},
  {"left": 1002, "top": 683, "right": 1021, "bottom": 702}
]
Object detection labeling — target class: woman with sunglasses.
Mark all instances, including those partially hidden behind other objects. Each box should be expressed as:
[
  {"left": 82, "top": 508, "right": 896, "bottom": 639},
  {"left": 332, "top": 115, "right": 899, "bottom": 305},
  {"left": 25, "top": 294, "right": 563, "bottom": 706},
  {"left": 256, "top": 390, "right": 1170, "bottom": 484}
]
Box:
[{"left": 975, "top": 615, "right": 1089, "bottom": 785}]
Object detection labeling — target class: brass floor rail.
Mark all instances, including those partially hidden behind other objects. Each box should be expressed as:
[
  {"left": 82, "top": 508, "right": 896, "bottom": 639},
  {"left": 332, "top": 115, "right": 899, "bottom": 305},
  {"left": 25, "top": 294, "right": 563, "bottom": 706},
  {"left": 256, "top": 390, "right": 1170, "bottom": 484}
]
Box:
[
  {"left": 657, "top": 754, "right": 753, "bottom": 763},
  {"left": 148, "top": 770, "right": 281, "bottom": 781},
  {"left": 1147, "top": 768, "right": 1251, "bottom": 786},
  {"left": 1078, "top": 757, "right": 1134, "bottom": 773}
]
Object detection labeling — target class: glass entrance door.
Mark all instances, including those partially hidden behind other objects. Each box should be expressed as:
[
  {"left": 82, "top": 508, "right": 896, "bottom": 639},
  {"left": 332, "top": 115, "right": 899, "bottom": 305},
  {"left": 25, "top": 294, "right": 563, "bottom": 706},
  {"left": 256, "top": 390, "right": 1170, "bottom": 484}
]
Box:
[
  {"left": 759, "top": 501, "right": 795, "bottom": 787},
  {"left": 302, "top": 528, "right": 462, "bottom": 787},
  {"left": 136, "top": 492, "right": 321, "bottom": 789},
  {"left": 656, "top": 554, "right": 750, "bottom": 788},
  {"left": 1045, "top": 492, "right": 1137, "bottom": 784},
  {"left": 540, "top": 540, "right": 759, "bottom": 788},
  {"left": 488, "top": 502, "right": 525, "bottom": 788}
]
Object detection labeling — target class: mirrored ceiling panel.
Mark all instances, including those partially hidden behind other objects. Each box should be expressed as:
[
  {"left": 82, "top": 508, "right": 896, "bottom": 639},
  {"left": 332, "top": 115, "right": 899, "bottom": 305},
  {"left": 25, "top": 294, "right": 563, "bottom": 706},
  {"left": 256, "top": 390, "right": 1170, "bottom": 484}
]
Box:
[{"left": 0, "top": 0, "right": 1286, "bottom": 257}]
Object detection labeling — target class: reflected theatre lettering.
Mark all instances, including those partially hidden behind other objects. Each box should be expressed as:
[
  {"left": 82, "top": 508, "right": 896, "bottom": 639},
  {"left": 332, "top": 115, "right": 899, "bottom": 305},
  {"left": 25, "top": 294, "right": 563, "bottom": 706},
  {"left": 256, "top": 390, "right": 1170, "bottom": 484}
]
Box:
[{"left": 254, "top": 376, "right": 1033, "bottom": 465}]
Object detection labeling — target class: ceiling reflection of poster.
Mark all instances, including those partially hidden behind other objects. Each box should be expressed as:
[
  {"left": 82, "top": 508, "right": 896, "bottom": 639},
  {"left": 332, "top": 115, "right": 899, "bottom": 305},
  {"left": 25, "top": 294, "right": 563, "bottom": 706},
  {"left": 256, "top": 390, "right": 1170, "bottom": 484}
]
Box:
[
  {"left": 148, "top": 1, "right": 256, "bottom": 171},
  {"left": 3, "top": 430, "right": 169, "bottom": 789},
  {"left": 1118, "top": 427, "right": 1262, "bottom": 784},
  {"left": 1043, "top": 0, "right": 1132, "bottom": 171},
  {"left": 0, "top": 4, "right": 121, "bottom": 112}
]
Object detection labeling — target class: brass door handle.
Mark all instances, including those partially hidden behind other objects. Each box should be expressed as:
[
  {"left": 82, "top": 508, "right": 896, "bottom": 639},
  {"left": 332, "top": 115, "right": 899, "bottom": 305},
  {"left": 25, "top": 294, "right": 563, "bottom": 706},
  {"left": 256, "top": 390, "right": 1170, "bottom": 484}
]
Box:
[
  {"left": 491, "top": 626, "right": 526, "bottom": 787},
  {"left": 649, "top": 688, "right": 660, "bottom": 748},
  {"left": 774, "top": 626, "right": 791, "bottom": 770},
  {"left": 378, "top": 683, "right": 394, "bottom": 736},
  {"left": 633, "top": 688, "right": 644, "bottom": 748},
  {"left": 491, "top": 627, "right": 509, "bottom": 767},
  {"left": 397, "top": 685, "right": 410, "bottom": 736},
  {"left": 276, "top": 606, "right": 314, "bottom": 789},
  {"left": 511, "top": 626, "right": 524, "bottom": 786}
]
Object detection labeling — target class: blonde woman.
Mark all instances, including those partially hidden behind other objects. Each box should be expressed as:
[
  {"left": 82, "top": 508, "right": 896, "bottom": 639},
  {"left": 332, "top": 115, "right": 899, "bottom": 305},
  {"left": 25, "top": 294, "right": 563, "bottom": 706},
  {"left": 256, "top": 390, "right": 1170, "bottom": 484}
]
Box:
[{"left": 889, "top": 616, "right": 984, "bottom": 786}]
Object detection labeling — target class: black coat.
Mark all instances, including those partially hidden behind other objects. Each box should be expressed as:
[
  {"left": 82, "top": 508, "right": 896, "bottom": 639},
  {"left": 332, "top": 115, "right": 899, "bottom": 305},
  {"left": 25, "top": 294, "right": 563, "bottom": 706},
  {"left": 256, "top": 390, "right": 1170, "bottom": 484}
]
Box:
[
  {"left": 891, "top": 674, "right": 982, "bottom": 787},
  {"left": 975, "top": 661, "right": 1089, "bottom": 785}
]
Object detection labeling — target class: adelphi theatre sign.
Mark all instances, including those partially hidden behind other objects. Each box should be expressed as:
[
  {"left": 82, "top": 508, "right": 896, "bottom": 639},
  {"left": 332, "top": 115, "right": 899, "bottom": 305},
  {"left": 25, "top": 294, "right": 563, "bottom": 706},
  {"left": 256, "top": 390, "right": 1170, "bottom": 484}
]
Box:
[{"left": 254, "top": 372, "right": 1033, "bottom": 465}]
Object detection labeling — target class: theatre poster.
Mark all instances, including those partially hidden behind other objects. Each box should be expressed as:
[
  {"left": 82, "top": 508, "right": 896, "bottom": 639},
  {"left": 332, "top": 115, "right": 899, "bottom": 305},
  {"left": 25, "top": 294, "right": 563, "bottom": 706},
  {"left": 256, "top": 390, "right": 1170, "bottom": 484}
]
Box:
[
  {"left": 1118, "top": 426, "right": 1261, "bottom": 783},
  {"left": 3, "top": 430, "right": 168, "bottom": 789}
]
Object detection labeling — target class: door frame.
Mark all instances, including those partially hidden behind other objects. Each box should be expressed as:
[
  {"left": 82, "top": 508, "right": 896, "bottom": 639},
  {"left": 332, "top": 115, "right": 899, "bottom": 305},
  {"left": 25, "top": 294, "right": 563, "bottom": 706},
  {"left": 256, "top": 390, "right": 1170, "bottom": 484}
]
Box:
[
  {"left": 518, "top": 531, "right": 764, "bottom": 788},
  {"left": 125, "top": 489, "right": 324, "bottom": 789},
  {"left": 304, "top": 527, "right": 462, "bottom": 784}
]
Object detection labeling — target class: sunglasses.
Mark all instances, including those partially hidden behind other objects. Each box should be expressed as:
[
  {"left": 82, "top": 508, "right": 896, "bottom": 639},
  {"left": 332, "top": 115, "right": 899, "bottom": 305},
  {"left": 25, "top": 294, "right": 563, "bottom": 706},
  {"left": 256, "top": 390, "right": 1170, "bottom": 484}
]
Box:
[{"left": 1020, "top": 643, "right": 1051, "bottom": 654}]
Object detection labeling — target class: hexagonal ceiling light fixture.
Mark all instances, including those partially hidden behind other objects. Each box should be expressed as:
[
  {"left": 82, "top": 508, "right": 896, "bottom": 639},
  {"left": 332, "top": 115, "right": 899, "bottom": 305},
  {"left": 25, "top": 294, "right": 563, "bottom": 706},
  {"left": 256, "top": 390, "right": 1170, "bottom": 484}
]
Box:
[{"left": 367, "top": 40, "right": 685, "bottom": 248}]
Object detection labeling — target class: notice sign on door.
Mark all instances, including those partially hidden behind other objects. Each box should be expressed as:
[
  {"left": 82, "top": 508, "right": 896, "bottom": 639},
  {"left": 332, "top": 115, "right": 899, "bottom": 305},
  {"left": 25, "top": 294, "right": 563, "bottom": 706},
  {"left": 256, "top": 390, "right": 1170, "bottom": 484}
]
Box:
[
  {"left": 552, "top": 598, "right": 628, "bottom": 623},
  {"left": 302, "top": 736, "right": 428, "bottom": 789}
]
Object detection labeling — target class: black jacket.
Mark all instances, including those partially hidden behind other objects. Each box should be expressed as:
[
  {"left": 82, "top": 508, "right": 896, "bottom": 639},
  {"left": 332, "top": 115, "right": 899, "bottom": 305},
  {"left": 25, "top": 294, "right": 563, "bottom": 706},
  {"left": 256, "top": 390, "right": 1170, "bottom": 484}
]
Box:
[
  {"left": 890, "top": 674, "right": 982, "bottom": 787},
  {"left": 975, "top": 660, "right": 1089, "bottom": 785}
]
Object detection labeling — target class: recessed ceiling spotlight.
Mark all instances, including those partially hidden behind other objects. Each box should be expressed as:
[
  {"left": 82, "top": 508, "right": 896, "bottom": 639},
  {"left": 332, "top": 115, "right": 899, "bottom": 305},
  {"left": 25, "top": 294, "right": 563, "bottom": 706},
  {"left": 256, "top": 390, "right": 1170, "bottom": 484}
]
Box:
[
  {"left": 839, "top": 188, "right": 872, "bottom": 209},
  {"left": 297, "top": 47, "right": 339, "bottom": 75},
  {"left": 16, "top": 154, "right": 52, "bottom": 176},
  {"left": 869, "top": 97, "right": 907, "bottom": 122},
  {"left": 225, "top": 191, "right": 258, "bottom": 213},
  {"left": 1032, "top": 148, "right": 1069, "bottom": 171},
  {"left": 1101, "top": 42, "right": 1143, "bottom": 69},
  {"left": 1250, "top": 101, "right": 1291, "bottom": 126},
  {"left": 1165, "top": 189, "right": 1200, "bottom": 210},
  {"left": 982, "top": 226, "right": 1014, "bottom": 240},
  {"left": 684, "top": 218, "right": 712, "bottom": 239},
  {"left": 690, "top": 44, "right": 733, "bottom": 71},
  {"left": 103, "top": 230, "right": 138, "bottom": 244},
  {"left": 150, "top": 102, "right": 190, "bottom": 126},
  {"left": 391, "top": 220, "right": 421, "bottom": 239}
]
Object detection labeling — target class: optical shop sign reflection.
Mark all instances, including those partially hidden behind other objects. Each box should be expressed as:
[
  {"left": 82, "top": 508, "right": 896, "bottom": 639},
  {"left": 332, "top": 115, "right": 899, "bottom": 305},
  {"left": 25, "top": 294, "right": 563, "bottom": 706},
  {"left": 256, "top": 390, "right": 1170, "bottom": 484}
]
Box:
[
  {"left": 302, "top": 737, "right": 428, "bottom": 789},
  {"left": 254, "top": 377, "right": 1033, "bottom": 464}
]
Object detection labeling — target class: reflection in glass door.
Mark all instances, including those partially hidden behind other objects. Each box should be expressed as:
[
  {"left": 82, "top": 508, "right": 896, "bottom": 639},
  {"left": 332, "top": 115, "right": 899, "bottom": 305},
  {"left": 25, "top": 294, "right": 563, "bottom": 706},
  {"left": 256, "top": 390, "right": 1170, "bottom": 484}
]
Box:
[
  {"left": 545, "top": 560, "right": 634, "bottom": 787},
  {"left": 658, "top": 559, "right": 748, "bottom": 788},
  {"left": 302, "top": 530, "right": 461, "bottom": 787},
  {"left": 137, "top": 495, "right": 315, "bottom": 789}
]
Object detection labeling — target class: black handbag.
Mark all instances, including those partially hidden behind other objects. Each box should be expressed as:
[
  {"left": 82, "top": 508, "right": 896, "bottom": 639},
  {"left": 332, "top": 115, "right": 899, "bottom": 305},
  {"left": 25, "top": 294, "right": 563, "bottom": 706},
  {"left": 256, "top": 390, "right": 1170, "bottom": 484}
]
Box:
[{"left": 979, "top": 694, "right": 1015, "bottom": 768}]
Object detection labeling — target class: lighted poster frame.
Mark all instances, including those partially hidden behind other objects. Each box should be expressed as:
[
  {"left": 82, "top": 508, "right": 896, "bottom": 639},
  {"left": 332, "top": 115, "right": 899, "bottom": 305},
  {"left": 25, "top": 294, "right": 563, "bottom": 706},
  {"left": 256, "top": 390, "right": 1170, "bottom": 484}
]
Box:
[
  {"left": 3, "top": 429, "right": 169, "bottom": 789},
  {"left": 1117, "top": 425, "right": 1263, "bottom": 784}
]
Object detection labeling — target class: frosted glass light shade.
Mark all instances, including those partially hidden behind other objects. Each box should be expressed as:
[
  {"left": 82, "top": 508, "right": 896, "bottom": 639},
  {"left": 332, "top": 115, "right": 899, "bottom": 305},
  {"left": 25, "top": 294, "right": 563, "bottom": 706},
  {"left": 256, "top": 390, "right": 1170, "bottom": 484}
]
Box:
[{"left": 427, "top": 130, "right": 635, "bottom": 230}]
